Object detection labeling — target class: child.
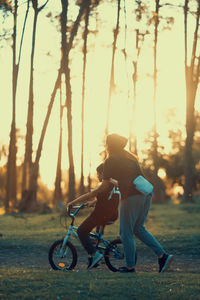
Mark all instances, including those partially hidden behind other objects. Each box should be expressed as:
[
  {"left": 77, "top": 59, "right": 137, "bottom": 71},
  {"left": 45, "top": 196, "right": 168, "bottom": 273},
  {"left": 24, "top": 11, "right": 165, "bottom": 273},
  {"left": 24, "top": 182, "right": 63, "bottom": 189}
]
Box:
[{"left": 68, "top": 163, "right": 119, "bottom": 269}]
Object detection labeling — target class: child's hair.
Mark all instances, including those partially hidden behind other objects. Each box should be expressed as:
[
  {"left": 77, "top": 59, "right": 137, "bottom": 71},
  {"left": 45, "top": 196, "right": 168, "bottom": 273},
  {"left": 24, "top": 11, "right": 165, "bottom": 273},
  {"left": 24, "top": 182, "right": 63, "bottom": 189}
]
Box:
[{"left": 96, "top": 163, "right": 104, "bottom": 174}]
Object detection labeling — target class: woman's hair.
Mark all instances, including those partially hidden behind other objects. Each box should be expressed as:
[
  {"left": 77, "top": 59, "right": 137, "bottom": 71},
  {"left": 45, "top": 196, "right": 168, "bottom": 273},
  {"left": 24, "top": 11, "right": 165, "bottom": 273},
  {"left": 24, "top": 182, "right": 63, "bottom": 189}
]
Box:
[
  {"left": 106, "top": 134, "right": 127, "bottom": 152},
  {"left": 96, "top": 163, "right": 104, "bottom": 174},
  {"left": 106, "top": 133, "right": 138, "bottom": 162}
]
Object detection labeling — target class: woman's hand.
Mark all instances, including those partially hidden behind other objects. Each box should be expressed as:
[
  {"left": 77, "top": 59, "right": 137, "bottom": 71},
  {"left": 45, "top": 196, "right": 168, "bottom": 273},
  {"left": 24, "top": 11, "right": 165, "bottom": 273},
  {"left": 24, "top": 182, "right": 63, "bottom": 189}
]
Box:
[{"left": 109, "top": 178, "right": 119, "bottom": 186}]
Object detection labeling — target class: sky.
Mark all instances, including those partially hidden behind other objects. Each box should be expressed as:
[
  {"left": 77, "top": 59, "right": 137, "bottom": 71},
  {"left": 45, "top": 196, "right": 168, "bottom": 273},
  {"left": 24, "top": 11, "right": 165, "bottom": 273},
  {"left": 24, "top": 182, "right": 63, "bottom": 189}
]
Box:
[{"left": 0, "top": 0, "right": 199, "bottom": 189}]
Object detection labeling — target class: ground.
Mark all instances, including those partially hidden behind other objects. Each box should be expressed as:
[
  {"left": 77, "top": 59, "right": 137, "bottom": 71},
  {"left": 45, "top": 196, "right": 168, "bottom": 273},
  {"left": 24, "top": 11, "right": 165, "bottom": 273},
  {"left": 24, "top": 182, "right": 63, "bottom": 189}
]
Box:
[
  {"left": 0, "top": 242, "right": 200, "bottom": 274},
  {"left": 0, "top": 202, "right": 200, "bottom": 299}
]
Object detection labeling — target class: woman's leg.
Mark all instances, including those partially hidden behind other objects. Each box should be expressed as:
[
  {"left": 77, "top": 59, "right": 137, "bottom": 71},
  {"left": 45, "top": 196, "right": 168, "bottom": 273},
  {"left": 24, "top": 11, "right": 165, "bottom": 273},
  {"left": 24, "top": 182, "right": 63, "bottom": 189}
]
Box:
[
  {"left": 77, "top": 213, "right": 98, "bottom": 255},
  {"left": 134, "top": 195, "right": 166, "bottom": 257},
  {"left": 120, "top": 195, "right": 141, "bottom": 268}
]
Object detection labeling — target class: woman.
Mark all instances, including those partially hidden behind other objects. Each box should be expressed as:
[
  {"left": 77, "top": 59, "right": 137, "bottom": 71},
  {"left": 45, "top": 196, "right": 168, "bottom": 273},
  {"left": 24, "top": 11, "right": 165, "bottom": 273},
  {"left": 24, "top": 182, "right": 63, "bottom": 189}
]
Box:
[{"left": 103, "top": 133, "right": 174, "bottom": 273}]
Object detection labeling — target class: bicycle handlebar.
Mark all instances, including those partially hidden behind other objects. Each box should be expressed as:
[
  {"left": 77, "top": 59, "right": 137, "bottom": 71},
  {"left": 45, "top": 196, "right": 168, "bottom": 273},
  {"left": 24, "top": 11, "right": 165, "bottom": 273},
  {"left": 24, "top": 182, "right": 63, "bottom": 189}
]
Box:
[{"left": 67, "top": 203, "right": 87, "bottom": 218}]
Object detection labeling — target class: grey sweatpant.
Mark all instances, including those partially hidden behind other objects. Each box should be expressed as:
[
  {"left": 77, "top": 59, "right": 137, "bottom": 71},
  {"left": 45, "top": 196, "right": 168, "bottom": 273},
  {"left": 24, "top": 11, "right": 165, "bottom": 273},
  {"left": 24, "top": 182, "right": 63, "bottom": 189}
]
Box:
[{"left": 120, "top": 194, "right": 166, "bottom": 268}]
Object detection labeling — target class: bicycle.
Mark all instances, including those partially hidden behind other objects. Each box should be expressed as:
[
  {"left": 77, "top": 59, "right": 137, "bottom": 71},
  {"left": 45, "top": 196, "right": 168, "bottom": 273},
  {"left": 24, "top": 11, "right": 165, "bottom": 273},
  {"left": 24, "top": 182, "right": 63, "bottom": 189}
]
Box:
[{"left": 48, "top": 203, "right": 127, "bottom": 272}]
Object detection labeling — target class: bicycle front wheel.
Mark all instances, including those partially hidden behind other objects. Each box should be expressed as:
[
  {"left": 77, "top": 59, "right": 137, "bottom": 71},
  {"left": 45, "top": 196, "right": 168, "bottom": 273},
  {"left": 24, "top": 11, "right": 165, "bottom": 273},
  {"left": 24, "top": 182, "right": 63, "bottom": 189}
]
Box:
[
  {"left": 48, "top": 240, "right": 77, "bottom": 271},
  {"left": 104, "top": 239, "right": 137, "bottom": 272}
]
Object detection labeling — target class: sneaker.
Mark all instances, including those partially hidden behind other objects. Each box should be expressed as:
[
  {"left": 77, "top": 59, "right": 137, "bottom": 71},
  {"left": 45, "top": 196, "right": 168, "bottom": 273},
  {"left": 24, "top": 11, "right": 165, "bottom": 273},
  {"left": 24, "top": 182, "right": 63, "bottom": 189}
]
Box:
[
  {"left": 158, "top": 254, "right": 174, "bottom": 273},
  {"left": 119, "top": 267, "right": 136, "bottom": 273},
  {"left": 87, "top": 251, "right": 103, "bottom": 270}
]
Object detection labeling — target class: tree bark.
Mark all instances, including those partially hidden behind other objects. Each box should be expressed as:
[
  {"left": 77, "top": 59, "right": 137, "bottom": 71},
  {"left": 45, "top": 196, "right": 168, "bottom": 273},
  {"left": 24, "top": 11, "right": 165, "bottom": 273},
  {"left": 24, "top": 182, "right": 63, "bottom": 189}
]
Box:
[
  {"left": 5, "top": 0, "right": 18, "bottom": 211},
  {"left": 61, "top": 0, "right": 87, "bottom": 202},
  {"left": 5, "top": 0, "right": 30, "bottom": 212},
  {"left": 129, "top": 28, "right": 144, "bottom": 155},
  {"left": 53, "top": 87, "right": 64, "bottom": 205},
  {"left": 183, "top": 0, "right": 200, "bottom": 202},
  {"left": 22, "top": 7, "right": 38, "bottom": 195},
  {"left": 80, "top": 0, "right": 90, "bottom": 195},
  {"left": 152, "top": 0, "right": 163, "bottom": 203},
  {"left": 105, "top": 0, "right": 121, "bottom": 137}
]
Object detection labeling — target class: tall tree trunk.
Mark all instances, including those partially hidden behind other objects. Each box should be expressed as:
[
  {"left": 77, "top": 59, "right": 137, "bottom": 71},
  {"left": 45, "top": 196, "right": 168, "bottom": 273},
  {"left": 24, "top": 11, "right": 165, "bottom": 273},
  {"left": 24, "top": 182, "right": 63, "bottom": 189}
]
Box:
[
  {"left": 22, "top": 1, "right": 39, "bottom": 197},
  {"left": 65, "top": 72, "right": 76, "bottom": 202},
  {"left": 6, "top": 0, "right": 30, "bottom": 212},
  {"left": 80, "top": 0, "right": 90, "bottom": 195},
  {"left": 129, "top": 60, "right": 137, "bottom": 155},
  {"left": 20, "top": 0, "right": 49, "bottom": 210},
  {"left": 183, "top": 0, "right": 200, "bottom": 202},
  {"left": 129, "top": 28, "right": 143, "bottom": 155},
  {"left": 53, "top": 86, "right": 64, "bottom": 206},
  {"left": 87, "top": 160, "right": 92, "bottom": 192},
  {"left": 27, "top": 72, "right": 62, "bottom": 210},
  {"left": 105, "top": 0, "right": 121, "bottom": 137},
  {"left": 60, "top": 0, "right": 74, "bottom": 202},
  {"left": 5, "top": 0, "right": 18, "bottom": 212},
  {"left": 152, "top": 0, "right": 163, "bottom": 203},
  {"left": 61, "top": 0, "right": 88, "bottom": 202}
]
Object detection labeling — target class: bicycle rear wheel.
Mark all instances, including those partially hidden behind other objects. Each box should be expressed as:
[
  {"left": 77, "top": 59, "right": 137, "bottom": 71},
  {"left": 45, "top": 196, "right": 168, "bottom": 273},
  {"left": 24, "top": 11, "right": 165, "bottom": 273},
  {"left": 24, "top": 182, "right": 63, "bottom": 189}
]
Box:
[
  {"left": 104, "top": 239, "right": 137, "bottom": 272},
  {"left": 48, "top": 240, "right": 77, "bottom": 271}
]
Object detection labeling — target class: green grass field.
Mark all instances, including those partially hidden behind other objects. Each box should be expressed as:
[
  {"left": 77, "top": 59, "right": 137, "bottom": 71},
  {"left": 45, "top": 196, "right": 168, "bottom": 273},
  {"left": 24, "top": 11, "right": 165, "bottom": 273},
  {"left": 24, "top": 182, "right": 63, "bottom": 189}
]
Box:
[{"left": 0, "top": 202, "right": 200, "bottom": 299}]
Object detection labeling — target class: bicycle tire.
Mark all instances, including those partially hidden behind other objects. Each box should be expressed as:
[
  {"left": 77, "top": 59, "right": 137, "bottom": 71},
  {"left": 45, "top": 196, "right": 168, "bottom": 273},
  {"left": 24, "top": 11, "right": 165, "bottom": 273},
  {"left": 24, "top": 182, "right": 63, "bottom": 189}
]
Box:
[
  {"left": 104, "top": 239, "right": 137, "bottom": 272},
  {"left": 48, "top": 239, "right": 77, "bottom": 271}
]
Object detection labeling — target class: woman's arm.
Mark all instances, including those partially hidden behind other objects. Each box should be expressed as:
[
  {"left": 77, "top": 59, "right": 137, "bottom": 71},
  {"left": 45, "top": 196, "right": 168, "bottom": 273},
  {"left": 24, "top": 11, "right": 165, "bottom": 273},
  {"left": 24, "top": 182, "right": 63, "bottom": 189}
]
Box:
[{"left": 67, "top": 179, "right": 111, "bottom": 207}]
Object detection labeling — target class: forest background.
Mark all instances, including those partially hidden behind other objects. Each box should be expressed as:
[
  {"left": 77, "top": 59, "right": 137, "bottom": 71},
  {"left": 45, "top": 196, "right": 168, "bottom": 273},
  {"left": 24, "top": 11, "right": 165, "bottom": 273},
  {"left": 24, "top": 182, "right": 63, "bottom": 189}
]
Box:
[{"left": 0, "top": 0, "right": 200, "bottom": 213}]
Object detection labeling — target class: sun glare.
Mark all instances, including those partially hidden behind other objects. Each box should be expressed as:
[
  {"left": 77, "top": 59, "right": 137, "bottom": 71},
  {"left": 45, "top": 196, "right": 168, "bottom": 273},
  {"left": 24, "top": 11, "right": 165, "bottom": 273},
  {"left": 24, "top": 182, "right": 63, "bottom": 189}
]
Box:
[{"left": 158, "top": 168, "right": 166, "bottom": 179}]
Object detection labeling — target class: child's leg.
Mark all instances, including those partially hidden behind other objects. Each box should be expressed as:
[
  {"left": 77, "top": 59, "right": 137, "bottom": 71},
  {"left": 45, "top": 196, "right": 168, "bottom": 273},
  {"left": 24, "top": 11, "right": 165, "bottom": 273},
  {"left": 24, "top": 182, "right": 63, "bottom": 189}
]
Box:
[
  {"left": 77, "top": 213, "right": 98, "bottom": 255},
  {"left": 96, "top": 226, "right": 100, "bottom": 233},
  {"left": 96, "top": 225, "right": 105, "bottom": 234}
]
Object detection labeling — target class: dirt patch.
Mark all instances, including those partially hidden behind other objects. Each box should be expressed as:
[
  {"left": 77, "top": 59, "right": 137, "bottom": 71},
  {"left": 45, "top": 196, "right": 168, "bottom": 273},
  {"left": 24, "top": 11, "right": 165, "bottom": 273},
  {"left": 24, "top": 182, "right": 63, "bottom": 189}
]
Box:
[{"left": 1, "top": 245, "right": 199, "bottom": 274}]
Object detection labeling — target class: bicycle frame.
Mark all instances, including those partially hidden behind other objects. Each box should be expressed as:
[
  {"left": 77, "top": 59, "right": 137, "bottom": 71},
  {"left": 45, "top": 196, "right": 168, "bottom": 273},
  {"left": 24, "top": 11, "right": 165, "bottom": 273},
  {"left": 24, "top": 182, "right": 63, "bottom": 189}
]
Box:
[
  {"left": 61, "top": 225, "right": 110, "bottom": 253},
  {"left": 59, "top": 204, "right": 118, "bottom": 257},
  {"left": 60, "top": 225, "right": 79, "bottom": 256},
  {"left": 48, "top": 204, "right": 125, "bottom": 272}
]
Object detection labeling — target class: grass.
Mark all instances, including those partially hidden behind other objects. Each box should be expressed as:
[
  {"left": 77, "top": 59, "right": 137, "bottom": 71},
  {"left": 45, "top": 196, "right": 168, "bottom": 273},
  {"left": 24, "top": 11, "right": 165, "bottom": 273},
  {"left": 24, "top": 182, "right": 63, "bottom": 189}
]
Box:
[
  {"left": 0, "top": 202, "right": 200, "bottom": 299},
  {"left": 0, "top": 269, "right": 199, "bottom": 299}
]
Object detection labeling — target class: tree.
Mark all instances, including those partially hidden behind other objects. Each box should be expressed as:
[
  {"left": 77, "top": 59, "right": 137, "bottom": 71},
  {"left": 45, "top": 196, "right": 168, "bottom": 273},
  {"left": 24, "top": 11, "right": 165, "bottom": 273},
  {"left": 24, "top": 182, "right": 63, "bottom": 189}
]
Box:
[
  {"left": 22, "top": 0, "right": 49, "bottom": 198},
  {"left": 23, "top": 1, "right": 86, "bottom": 211},
  {"left": 80, "top": 0, "right": 90, "bottom": 195},
  {"left": 60, "top": 0, "right": 76, "bottom": 203},
  {"left": 129, "top": 1, "right": 148, "bottom": 155},
  {"left": 151, "top": 0, "right": 163, "bottom": 203},
  {"left": 183, "top": 0, "right": 200, "bottom": 202},
  {"left": 0, "top": 145, "right": 7, "bottom": 202},
  {"left": 53, "top": 86, "right": 64, "bottom": 206},
  {"left": 5, "top": 0, "right": 30, "bottom": 211},
  {"left": 5, "top": 0, "right": 18, "bottom": 212},
  {"left": 105, "top": 0, "right": 121, "bottom": 137}
]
